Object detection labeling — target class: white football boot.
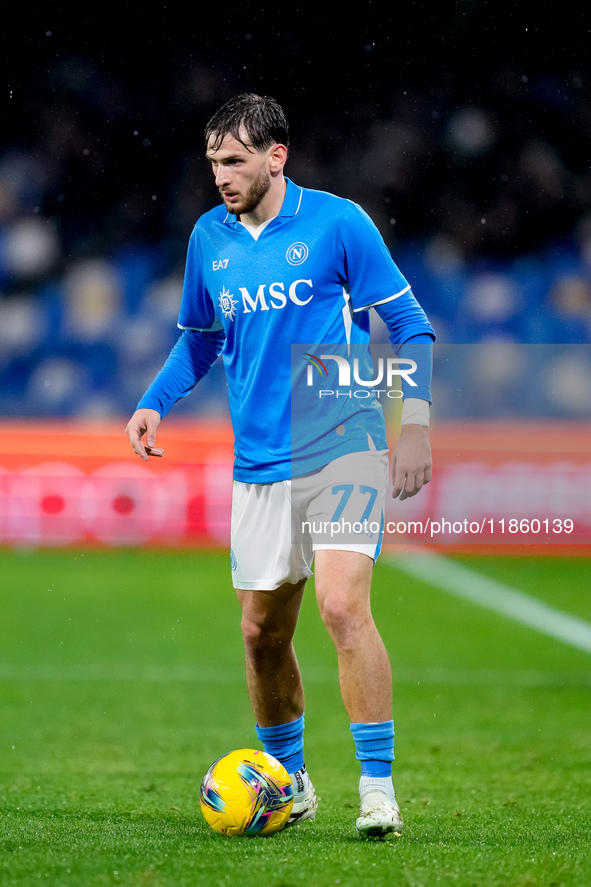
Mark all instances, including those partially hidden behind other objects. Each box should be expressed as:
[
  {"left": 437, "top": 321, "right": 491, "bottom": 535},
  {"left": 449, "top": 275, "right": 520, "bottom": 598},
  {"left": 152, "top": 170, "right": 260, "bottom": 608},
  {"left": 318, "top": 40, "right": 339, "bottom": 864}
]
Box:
[
  {"left": 356, "top": 790, "right": 404, "bottom": 838},
  {"left": 285, "top": 766, "right": 318, "bottom": 827}
]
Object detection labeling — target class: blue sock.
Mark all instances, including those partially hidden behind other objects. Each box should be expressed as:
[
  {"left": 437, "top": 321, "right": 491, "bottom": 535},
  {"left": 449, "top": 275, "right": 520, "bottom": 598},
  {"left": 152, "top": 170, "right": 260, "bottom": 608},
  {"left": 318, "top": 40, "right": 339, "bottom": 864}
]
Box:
[
  {"left": 255, "top": 713, "right": 305, "bottom": 774},
  {"left": 350, "top": 720, "right": 394, "bottom": 777}
]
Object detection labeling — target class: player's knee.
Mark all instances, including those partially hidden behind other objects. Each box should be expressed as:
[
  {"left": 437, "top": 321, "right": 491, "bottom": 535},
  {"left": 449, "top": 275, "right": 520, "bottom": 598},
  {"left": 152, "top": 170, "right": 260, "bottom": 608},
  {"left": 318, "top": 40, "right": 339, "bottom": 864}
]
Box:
[
  {"left": 240, "top": 614, "right": 265, "bottom": 651},
  {"left": 240, "top": 613, "right": 292, "bottom": 654},
  {"left": 318, "top": 595, "right": 369, "bottom": 651}
]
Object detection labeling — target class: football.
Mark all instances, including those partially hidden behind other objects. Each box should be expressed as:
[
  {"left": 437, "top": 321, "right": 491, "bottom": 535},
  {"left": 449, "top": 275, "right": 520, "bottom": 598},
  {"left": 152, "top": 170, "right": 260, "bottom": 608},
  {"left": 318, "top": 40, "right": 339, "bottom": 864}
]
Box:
[{"left": 200, "top": 748, "right": 294, "bottom": 837}]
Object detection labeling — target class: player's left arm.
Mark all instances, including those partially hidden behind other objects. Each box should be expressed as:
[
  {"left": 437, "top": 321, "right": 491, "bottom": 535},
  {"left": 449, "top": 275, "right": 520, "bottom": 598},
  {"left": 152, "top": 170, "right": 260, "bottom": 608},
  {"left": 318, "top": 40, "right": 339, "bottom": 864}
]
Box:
[
  {"left": 391, "top": 423, "right": 431, "bottom": 500},
  {"left": 389, "top": 334, "right": 433, "bottom": 500},
  {"left": 374, "top": 290, "right": 435, "bottom": 500},
  {"left": 337, "top": 203, "right": 435, "bottom": 498}
]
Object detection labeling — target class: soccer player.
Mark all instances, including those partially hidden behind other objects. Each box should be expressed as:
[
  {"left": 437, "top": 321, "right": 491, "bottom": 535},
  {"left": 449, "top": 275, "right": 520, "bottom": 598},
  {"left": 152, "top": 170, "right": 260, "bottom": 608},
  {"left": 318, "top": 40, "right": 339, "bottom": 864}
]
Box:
[{"left": 125, "top": 93, "right": 435, "bottom": 838}]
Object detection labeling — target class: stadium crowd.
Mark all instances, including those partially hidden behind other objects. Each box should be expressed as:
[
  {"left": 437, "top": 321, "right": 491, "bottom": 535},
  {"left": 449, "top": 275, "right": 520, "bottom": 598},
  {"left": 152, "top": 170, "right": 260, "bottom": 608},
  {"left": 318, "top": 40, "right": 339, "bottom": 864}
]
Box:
[{"left": 1, "top": 41, "right": 591, "bottom": 420}]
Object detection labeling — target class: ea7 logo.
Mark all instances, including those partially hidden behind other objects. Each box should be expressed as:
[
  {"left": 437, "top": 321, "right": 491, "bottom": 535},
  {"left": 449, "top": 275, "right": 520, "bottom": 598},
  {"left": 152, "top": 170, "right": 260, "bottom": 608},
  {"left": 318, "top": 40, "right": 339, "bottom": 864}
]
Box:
[{"left": 213, "top": 258, "right": 229, "bottom": 270}]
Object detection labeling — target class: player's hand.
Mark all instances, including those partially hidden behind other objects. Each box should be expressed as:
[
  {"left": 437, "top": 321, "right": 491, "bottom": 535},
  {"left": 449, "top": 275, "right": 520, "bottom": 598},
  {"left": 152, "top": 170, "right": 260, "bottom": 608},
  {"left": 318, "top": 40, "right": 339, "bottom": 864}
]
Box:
[
  {"left": 125, "top": 408, "right": 164, "bottom": 461},
  {"left": 391, "top": 424, "right": 432, "bottom": 500}
]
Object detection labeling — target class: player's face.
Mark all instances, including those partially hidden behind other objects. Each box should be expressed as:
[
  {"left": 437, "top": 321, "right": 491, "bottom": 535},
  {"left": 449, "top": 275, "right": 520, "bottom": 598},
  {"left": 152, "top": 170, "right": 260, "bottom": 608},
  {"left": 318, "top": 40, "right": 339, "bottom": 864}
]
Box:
[{"left": 206, "top": 132, "right": 273, "bottom": 217}]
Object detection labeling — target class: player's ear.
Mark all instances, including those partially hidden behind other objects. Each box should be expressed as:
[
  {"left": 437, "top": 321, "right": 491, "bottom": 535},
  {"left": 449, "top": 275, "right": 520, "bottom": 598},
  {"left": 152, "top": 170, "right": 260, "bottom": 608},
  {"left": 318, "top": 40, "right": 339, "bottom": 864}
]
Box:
[{"left": 269, "top": 143, "right": 288, "bottom": 171}]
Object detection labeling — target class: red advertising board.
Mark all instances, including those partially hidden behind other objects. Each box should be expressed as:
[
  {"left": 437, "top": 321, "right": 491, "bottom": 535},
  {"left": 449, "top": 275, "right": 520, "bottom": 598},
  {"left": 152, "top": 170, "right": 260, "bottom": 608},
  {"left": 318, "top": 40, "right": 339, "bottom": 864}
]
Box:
[
  {"left": 0, "top": 420, "right": 589, "bottom": 553},
  {"left": 0, "top": 420, "right": 234, "bottom": 548},
  {"left": 384, "top": 422, "right": 591, "bottom": 554}
]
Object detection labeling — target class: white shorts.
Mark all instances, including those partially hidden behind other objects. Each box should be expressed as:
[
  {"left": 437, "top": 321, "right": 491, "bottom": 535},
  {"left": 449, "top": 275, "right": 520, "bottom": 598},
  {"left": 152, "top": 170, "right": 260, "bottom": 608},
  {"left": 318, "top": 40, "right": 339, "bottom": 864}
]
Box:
[{"left": 230, "top": 449, "right": 389, "bottom": 590}]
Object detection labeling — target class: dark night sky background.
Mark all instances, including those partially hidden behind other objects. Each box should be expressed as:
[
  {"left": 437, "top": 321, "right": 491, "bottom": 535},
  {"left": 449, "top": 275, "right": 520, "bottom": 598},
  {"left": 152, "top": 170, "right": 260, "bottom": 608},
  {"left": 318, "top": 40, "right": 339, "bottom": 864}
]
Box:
[
  {"left": 2, "top": 2, "right": 590, "bottom": 263},
  {"left": 1, "top": 3, "right": 590, "bottom": 418}
]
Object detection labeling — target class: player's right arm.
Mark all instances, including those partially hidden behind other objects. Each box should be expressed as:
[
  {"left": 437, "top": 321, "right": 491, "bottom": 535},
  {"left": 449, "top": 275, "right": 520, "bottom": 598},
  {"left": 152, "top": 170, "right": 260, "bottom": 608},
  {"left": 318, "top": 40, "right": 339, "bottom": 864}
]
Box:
[
  {"left": 125, "top": 408, "right": 163, "bottom": 461},
  {"left": 125, "top": 328, "right": 225, "bottom": 460}
]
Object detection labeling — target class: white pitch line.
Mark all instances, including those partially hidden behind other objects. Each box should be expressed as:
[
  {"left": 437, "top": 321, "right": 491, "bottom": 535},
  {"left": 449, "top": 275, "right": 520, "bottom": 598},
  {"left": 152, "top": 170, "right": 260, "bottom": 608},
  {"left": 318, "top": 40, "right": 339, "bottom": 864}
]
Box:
[{"left": 386, "top": 548, "right": 591, "bottom": 655}]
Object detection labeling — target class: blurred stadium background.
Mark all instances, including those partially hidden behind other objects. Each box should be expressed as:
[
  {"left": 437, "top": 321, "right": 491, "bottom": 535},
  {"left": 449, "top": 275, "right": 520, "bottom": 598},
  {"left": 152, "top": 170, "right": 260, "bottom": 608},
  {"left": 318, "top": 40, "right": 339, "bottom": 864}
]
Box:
[
  {"left": 2, "top": 15, "right": 590, "bottom": 885},
  {"left": 1, "top": 5, "right": 590, "bottom": 549}
]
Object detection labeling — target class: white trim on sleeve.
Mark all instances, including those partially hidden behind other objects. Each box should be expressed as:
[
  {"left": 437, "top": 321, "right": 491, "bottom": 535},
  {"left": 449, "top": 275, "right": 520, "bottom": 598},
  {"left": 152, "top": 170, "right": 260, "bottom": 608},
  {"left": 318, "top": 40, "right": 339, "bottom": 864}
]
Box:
[
  {"left": 351, "top": 284, "right": 411, "bottom": 313},
  {"left": 177, "top": 321, "right": 224, "bottom": 332}
]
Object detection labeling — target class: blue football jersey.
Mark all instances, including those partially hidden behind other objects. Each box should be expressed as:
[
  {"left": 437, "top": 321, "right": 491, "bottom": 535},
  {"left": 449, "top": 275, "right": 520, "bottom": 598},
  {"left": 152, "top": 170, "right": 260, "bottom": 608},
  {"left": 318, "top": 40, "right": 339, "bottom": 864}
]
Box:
[{"left": 176, "top": 178, "right": 433, "bottom": 482}]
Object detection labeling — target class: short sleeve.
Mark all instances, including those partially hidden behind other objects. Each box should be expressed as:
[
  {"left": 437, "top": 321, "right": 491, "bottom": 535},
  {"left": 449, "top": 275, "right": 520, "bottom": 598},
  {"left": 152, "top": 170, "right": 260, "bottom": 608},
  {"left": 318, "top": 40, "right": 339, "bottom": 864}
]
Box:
[
  {"left": 177, "top": 227, "right": 223, "bottom": 332},
  {"left": 338, "top": 202, "right": 411, "bottom": 313}
]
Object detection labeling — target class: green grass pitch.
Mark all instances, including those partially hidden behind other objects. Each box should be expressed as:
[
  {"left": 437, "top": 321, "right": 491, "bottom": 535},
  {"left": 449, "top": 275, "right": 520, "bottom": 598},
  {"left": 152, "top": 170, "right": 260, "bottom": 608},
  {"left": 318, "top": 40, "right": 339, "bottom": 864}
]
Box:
[{"left": 1, "top": 547, "right": 590, "bottom": 886}]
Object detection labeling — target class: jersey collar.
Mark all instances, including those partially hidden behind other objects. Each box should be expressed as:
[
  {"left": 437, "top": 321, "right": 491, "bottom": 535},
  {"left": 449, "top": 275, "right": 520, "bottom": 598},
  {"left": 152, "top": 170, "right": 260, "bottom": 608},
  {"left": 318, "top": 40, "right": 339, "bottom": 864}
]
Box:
[
  {"left": 278, "top": 177, "right": 303, "bottom": 217},
  {"left": 223, "top": 177, "right": 303, "bottom": 225}
]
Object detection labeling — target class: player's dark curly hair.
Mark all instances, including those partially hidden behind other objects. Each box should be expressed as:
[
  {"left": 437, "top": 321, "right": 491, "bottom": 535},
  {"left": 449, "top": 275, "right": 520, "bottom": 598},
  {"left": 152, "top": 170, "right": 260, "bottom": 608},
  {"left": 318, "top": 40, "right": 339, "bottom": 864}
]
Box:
[{"left": 204, "top": 93, "right": 289, "bottom": 153}]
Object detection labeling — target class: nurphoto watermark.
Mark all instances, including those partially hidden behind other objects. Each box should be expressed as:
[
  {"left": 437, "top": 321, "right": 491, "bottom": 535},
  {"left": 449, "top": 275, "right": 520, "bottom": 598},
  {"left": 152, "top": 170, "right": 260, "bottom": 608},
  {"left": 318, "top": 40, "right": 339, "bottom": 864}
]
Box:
[{"left": 289, "top": 343, "right": 591, "bottom": 546}]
